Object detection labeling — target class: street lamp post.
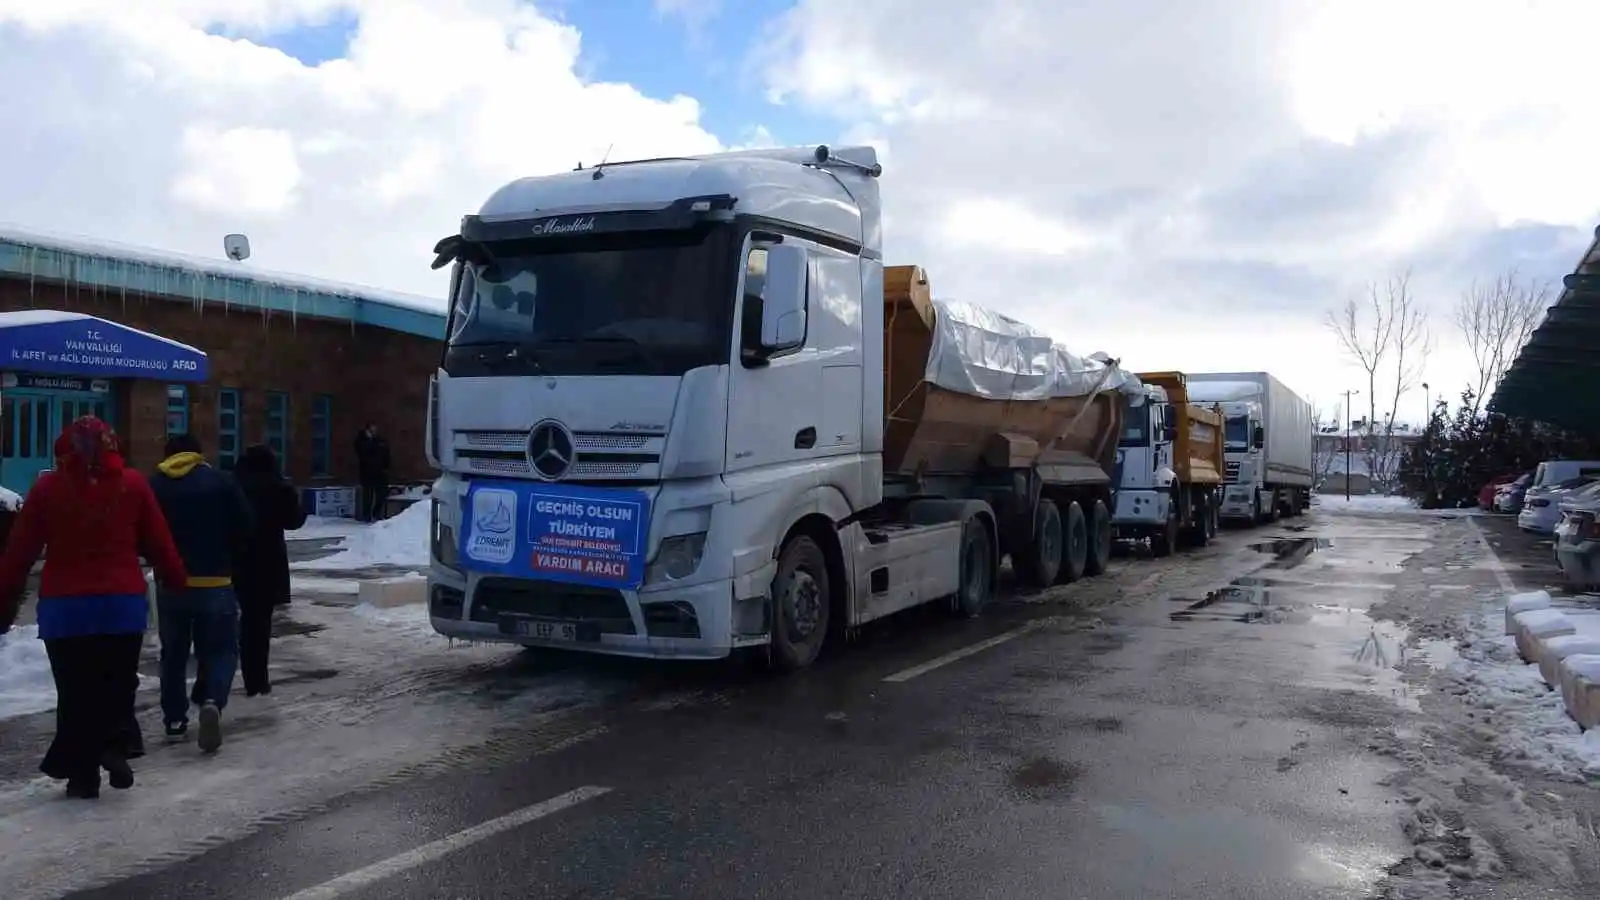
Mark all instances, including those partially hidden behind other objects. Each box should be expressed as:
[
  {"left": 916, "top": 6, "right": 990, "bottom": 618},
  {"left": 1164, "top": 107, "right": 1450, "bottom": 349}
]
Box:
[
  {"left": 1343, "top": 388, "right": 1361, "bottom": 500},
  {"left": 1421, "top": 382, "right": 1432, "bottom": 505}
]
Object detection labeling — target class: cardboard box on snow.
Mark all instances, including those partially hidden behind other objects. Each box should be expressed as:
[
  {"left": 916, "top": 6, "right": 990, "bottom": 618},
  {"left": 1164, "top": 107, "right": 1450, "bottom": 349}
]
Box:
[
  {"left": 1557, "top": 653, "right": 1600, "bottom": 730},
  {"left": 1505, "top": 590, "right": 1553, "bottom": 635},
  {"left": 358, "top": 576, "right": 426, "bottom": 609},
  {"left": 1514, "top": 608, "right": 1577, "bottom": 663}
]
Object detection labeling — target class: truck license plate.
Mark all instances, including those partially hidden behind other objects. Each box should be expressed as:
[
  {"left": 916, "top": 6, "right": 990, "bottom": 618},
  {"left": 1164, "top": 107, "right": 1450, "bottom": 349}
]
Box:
[{"left": 500, "top": 618, "right": 584, "bottom": 642}]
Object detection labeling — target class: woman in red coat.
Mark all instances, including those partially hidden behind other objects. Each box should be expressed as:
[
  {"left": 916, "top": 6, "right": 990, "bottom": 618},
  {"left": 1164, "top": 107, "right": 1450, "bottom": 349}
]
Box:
[{"left": 0, "top": 417, "right": 188, "bottom": 799}]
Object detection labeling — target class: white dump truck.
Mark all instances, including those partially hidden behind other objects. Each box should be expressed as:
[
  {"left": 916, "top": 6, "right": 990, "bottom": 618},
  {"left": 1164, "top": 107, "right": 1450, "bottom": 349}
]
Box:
[
  {"left": 423, "top": 145, "right": 1142, "bottom": 670},
  {"left": 1185, "top": 372, "right": 1314, "bottom": 523},
  {"left": 1112, "top": 371, "right": 1225, "bottom": 554}
]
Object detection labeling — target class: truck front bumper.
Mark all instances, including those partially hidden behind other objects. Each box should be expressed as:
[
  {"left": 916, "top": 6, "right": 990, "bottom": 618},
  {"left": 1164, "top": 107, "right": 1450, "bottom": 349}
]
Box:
[
  {"left": 427, "top": 566, "right": 754, "bottom": 661},
  {"left": 1112, "top": 489, "right": 1169, "bottom": 530},
  {"left": 1218, "top": 485, "right": 1258, "bottom": 519}
]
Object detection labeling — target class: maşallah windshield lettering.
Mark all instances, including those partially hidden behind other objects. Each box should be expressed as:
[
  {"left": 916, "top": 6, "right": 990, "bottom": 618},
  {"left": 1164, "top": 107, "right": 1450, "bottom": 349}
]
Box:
[{"left": 528, "top": 217, "right": 596, "bottom": 236}]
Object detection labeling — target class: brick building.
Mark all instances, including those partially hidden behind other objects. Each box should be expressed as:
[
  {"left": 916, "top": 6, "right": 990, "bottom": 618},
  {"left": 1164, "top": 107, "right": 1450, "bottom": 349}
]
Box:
[{"left": 0, "top": 227, "right": 445, "bottom": 502}]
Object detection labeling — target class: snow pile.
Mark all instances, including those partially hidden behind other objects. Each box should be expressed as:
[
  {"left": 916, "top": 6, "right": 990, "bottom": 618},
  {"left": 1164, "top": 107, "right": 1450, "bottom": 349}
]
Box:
[
  {"left": 352, "top": 601, "right": 437, "bottom": 642},
  {"left": 1448, "top": 604, "right": 1600, "bottom": 778},
  {"left": 292, "top": 501, "right": 429, "bottom": 570},
  {"left": 287, "top": 516, "right": 368, "bottom": 541},
  {"left": 1314, "top": 493, "right": 1417, "bottom": 513},
  {"left": 0, "top": 487, "right": 21, "bottom": 511},
  {"left": 0, "top": 626, "right": 55, "bottom": 720}
]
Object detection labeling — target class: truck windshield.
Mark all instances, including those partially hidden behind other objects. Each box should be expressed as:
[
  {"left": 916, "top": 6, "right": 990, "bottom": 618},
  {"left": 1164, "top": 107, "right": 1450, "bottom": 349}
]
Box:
[
  {"left": 442, "top": 226, "right": 734, "bottom": 377},
  {"left": 1224, "top": 415, "right": 1250, "bottom": 449}
]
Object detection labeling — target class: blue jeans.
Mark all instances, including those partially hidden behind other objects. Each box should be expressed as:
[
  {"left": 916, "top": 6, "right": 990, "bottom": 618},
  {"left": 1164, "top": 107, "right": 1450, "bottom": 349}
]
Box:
[{"left": 157, "top": 587, "right": 239, "bottom": 724}]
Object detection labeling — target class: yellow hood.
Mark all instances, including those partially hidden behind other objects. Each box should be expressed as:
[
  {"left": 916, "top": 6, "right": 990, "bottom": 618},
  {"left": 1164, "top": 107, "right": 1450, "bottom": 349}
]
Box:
[{"left": 158, "top": 451, "right": 206, "bottom": 478}]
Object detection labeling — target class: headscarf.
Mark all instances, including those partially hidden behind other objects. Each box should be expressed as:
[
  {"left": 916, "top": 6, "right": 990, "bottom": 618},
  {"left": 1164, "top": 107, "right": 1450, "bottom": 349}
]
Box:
[{"left": 51, "top": 416, "right": 125, "bottom": 503}]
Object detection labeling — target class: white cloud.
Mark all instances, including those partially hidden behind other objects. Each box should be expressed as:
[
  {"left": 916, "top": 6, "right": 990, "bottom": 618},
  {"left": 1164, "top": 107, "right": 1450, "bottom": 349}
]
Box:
[
  {"left": 0, "top": 0, "right": 722, "bottom": 300},
  {"left": 754, "top": 0, "right": 1599, "bottom": 409}
]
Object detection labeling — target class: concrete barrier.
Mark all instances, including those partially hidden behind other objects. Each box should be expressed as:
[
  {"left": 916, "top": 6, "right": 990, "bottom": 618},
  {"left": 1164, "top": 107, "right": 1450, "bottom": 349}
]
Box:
[
  {"left": 1513, "top": 608, "right": 1576, "bottom": 663},
  {"left": 358, "top": 576, "right": 427, "bottom": 609},
  {"left": 1505, "top": 590, "right": 1554, "bottom": 635},
  {"left": 1536, "top": 634, "right": 1600, "bottom": 687},
  {"left": 1558, "top": 654, "right": 1600, "bottom": 730}
]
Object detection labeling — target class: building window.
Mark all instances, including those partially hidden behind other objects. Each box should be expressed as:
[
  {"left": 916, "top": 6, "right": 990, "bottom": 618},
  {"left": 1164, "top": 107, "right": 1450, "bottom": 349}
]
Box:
[
  {"left": 218, "top": 388, "right": 240, "bottom": 470},
  {"left": 265, "top": 391, "right": 289, "bottom": 461},
  {"left": 310, "top": 394, "right": 332, "bottom": 477},
  {"left": 165, "top": 385, "right": 189, "bottom": 440}
]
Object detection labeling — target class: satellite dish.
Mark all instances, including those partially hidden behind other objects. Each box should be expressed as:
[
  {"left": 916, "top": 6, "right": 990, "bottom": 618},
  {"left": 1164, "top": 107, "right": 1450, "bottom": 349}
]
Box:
[{"left": 223, "top": 233, "right": 252, "bottom": 262}]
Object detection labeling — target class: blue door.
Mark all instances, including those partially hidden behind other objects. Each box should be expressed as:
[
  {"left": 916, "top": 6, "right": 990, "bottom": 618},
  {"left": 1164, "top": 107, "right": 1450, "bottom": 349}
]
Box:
[{"left": 0, "top": 390, "right": 113, "bottom": 496}]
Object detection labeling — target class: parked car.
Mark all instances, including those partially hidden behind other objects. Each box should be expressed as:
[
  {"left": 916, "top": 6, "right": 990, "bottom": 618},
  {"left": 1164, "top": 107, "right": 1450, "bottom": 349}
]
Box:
[
  {"left": 1520, "top": 477, "right": 1600, "bottom": 534},
  {"left": 1496, "top": 473, "right": 1533, "bottom": 513},
  {"left": 1479, "top": 473, "right": 1521, "bottom": 510},
  {"left": 1554, "top": 489, "right": 1600, "bottom": 591}
]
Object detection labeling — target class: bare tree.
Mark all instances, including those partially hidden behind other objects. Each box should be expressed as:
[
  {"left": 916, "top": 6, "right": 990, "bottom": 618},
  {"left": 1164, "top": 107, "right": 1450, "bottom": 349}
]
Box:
[
  {"left": 1326, "top": 270, "right": 1430, "bottom": 493},
  {"left": 1456, "top": 268, "right": 1551, "bottom": 417},
  {"left": 1310, "top": 402, "right": 1343, "bottom": 488}
]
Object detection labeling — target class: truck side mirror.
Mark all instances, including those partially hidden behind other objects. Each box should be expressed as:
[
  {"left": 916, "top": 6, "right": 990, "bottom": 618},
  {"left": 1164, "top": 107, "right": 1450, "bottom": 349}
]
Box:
[
  {"left": 1162, "top": 404, "right": 1177, "bottom": 441},
  {"left": 1253, "top": 425, "right": 1265, "bottom": 448},
  {"left": 758, "top": 243, "right": 808, "bottom": 354}
]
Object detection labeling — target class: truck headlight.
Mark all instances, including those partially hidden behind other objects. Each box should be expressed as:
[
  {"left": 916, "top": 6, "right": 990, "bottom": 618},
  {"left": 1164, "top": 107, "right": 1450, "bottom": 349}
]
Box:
[
  {"left": 646, "top": 532, "right": 707, "bottom": 584},
  {"left": 431, "top": 500, "right": 460, "bottom": 572}
]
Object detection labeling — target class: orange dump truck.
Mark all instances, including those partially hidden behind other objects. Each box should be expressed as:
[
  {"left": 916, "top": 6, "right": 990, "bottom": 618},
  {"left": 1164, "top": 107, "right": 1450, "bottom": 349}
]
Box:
[{"left": 1110, "top": 371, "right": 1225, "bottom": 555}]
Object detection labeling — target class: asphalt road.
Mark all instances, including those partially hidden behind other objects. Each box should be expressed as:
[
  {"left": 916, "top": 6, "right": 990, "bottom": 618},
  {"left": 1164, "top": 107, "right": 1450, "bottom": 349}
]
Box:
[{"left": 6, "top": 502, "right": 1580, "bottom": 899}]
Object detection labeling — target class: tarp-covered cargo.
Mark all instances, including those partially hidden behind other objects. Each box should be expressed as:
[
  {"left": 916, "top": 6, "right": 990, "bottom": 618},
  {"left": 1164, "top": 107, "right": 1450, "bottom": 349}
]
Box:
[{"left": 883, "top": 265, "right": 1140, "bottom": 478}]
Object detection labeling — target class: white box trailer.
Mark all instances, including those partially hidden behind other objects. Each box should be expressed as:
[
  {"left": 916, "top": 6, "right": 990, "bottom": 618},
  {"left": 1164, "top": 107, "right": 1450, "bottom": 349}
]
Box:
[{"left": 1185, "top": 372, "right": 1314, "bottom": 523}]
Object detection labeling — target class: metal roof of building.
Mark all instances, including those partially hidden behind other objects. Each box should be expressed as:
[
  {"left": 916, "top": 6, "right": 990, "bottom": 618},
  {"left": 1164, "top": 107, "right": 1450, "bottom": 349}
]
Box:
[
  {"left": 0, "top": 225, "right": 445, "bottom": 341},
  {"left": 1488, "top": 225, "right": 1600, "bottom": 435}
]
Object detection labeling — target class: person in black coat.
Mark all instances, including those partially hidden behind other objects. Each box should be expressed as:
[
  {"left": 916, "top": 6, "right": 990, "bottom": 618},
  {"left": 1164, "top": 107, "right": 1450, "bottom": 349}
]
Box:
[
  {"left": 354, "top": 423, "right": 391, "bottom": 522},
  {"left": 231, "top": 444, "right": 307, "bottom": 697}
]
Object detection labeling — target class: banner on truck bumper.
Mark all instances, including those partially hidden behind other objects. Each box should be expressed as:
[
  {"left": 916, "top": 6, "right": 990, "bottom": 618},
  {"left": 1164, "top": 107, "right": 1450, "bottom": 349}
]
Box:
[{"left": 459, "top": 479, "right": 651, "bottom": 589}]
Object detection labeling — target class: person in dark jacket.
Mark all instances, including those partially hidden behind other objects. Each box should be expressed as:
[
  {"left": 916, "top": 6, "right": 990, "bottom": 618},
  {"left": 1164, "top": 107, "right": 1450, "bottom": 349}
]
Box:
[
  {"left": 149, "top": 433, "right": 254, "bottom": 753},
  {"left": 354, "top": 423, "right": 391, "bottom": 522},
  {"left": 232, "top": 444, "right": 307, "bottom": 696},
  {"left": 0, "top": 417, "right": 189, "bottom": 799}
]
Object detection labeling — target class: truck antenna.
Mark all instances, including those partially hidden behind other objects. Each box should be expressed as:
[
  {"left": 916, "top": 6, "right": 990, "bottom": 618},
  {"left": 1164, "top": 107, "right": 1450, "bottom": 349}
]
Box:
[{"left": 591, "top": 143, "right": 615, "bottom": 180}]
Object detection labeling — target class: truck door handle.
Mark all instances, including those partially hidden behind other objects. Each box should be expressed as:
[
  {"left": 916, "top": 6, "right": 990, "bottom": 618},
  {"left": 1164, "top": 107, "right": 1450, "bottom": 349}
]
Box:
[{"left": 794, "top": 427, "right": 817, "bottom": 449}]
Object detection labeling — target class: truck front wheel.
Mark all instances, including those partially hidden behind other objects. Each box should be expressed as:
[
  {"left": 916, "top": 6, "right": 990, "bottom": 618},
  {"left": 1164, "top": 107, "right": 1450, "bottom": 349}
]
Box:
[{"left": 770, "top": 534, "right": 831, "bottom": 670}]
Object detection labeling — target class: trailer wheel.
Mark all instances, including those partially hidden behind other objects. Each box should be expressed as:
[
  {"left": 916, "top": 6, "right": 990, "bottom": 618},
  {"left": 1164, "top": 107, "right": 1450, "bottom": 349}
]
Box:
[
  {"left": 1014, "top": 499, "right": 1062, "bottom": 588},
  {"left": 952, "top": 516, "right": 994, "bottom": 618},
  {"left": 1284, "top": 489, "right": 1302, "bottom": 518},
  {"left": 1057, "top": 501, "right": 1089, "bottom": 582},
  {"left": 1206, "top": 496, "right": 1220, "bottom": 540},
  {"left": 1152, "top": 500, "right": 1179, "bottom": 558},
  {"left": 769, "top": 534, "right": 831, "bottom": 671},
  {"left": 1083, "top": 499, "right": 1112, "bottom": 577}
]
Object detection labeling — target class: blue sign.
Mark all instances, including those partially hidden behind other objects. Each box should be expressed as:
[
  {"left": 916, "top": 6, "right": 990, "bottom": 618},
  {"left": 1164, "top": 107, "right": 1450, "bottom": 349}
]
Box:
[
  {"left": 459, "top": 479, "right": 652, "bottom": 589},
  {"left": 0, "top": 311, "right": 209, "bottom": 382}
]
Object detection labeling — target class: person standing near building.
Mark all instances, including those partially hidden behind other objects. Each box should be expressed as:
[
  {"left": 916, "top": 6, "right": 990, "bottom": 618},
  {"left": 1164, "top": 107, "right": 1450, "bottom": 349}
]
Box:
[
  {"left": 232, "top": 444, "right": 307, "bottom": 697},
  {"left": 0, "top": 416, "right": 188, "bottom": 799},
  {"left": 149, "top": 433, "right": 253, "bottom": 753},
  {"left": 354, "top": 423, "right": 391, "bottom": 522}
]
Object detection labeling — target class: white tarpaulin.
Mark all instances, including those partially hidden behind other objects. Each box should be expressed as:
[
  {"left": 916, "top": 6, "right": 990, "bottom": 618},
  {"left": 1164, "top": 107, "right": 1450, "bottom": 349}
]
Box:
[{"left": 923, "top": 298, "right": 1141, "bottom": 401}]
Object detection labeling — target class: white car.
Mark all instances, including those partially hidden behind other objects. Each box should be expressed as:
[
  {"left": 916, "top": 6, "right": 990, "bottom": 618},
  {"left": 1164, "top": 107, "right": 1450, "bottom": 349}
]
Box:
[{"left": 1521, "top": 478, "right": 1600, "bottom": 534}]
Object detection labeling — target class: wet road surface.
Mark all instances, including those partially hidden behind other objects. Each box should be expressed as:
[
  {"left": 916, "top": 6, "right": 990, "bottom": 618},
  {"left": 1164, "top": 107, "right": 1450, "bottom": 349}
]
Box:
[{"left": 5, "top": 502, "right": 1585, "bottom": 898}]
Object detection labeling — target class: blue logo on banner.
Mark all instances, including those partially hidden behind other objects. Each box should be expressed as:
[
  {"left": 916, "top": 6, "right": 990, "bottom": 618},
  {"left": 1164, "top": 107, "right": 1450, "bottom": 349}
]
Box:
[{"left": 459, "top": 479, "right": 652, "bottom": 589}]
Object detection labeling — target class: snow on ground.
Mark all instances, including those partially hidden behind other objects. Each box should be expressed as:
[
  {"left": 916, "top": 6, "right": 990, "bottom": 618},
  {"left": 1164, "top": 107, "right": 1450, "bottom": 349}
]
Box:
[
  {"left": 0, "top": 627, "right": 54, "bottom": 720},
  {"left": 1446, "top": 602, "right": 1600, "bottom": 779},
  {"left": 292, "top": 500, "right": 429, "bottom": 570},
  {"left": 286, "top": 515, "right": 368, "bottom": 541},
  {"left": 1315, "top": 493, "right": 1418, "bottom": 512}
]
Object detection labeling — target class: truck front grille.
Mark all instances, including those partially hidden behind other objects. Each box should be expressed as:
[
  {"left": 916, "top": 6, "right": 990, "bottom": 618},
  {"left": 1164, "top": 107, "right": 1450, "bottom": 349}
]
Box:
[
  {"left": 1225, "top": 461, "right": 1241, "bottom": 484},
  {"left": 453, "top": 429, "right": 662, "bottom": 481}
]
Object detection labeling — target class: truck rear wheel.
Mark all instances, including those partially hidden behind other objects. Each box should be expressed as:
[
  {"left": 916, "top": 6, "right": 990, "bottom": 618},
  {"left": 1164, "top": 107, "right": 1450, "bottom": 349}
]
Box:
[
  {"left": 1083, "top": 499, "right": 1112, "bottom": 577},
  {"left": 1188, "top": 495, "right": 1211, "bottom": 547},
  {"left": 1152, "top": 501, "right": 1179, "bottom": 558},
  {"left": 1014, "top": 499, "right": 1062, "bottom": 589},
  {"left": 1057, "top": 501, "right": 1089, "bottom": 582},
  {"left": 770, "top": 534, "right": 831, "bottom": 670},
  {"left": 952, "top": 516, "right": 994, "bottom": 618}
]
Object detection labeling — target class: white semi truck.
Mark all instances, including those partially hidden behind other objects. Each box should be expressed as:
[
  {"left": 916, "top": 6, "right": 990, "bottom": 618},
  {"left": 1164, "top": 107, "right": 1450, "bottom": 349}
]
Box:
[
  {"left": 1185, "top": 372, "right": 1314, "bottom": 523},
  {"left": 423, "top": 145, "right": 1142, "bottom": 670}
]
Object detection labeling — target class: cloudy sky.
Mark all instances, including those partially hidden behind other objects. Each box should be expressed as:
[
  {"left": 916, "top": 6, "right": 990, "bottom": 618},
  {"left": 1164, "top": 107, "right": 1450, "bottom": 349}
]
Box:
[{"left": 0, "top": 0, "right": 1592, "bottom": 421}]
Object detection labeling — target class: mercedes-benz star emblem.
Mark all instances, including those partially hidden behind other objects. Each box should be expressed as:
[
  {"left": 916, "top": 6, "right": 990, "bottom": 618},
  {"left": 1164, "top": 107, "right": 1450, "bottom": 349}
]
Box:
[{"left": 527, "top": 420, "right": 575, "bottom": 481}]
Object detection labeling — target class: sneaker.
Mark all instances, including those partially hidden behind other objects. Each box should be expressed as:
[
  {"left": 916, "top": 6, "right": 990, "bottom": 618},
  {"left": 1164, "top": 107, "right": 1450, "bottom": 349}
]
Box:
[
  {"left": 197, "top": 702, "right": 222, "bottom": 753},
  {"left": 164, "top": 720, "right": 189, "bottom": 741}
]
